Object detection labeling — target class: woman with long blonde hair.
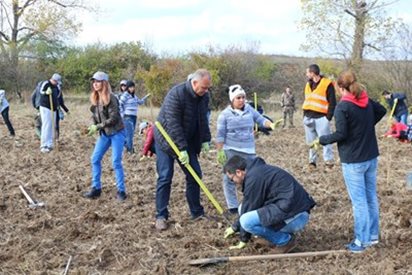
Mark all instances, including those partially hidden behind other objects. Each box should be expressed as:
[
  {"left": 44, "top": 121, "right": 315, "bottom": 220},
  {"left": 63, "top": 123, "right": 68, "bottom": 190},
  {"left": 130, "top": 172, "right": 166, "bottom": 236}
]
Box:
[
  {"left": 84, "top": 71, "right": 127, "bottom": 201},
  {"left": 317, "top": 70, "right": 386, "bottom": 253}
]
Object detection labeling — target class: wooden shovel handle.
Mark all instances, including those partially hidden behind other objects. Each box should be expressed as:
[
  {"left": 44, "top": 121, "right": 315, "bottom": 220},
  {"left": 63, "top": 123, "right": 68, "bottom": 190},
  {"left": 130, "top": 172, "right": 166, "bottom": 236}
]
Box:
[{"left": 188, "top": 249, "right": 347, "bottom": 266}]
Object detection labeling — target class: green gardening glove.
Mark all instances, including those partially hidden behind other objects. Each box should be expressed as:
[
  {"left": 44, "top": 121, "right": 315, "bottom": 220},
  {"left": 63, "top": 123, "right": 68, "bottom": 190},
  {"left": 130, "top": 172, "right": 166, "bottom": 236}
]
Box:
[
  {"left": 224, "top": 226, "right": 235, "bottom": 239},
  {"left": 270, "top": 119, "right": 284, "bottom": 130},
  {"left": 201, "top": 142, "right": 210, "bottom": 155},
  {"left": 179, "top": 150, "right": 189, "bottom": 165},
  {"left": 142, "top": 93, "right": 151, "bottom": 101},
  {"left": 217, "top": 149, "right": 227, "bottom": 165},
  {"left": 45, "top": 87, "right": 52, "bottom": 95},
  {"left": 229, "top": 241, "right": 247, "bottom": 250},
  {"left": 309, "top": 138, "right": 320, "bottom": 151},
  {"left": 87, "top": 124, "right": 98, "bottom": 136}
]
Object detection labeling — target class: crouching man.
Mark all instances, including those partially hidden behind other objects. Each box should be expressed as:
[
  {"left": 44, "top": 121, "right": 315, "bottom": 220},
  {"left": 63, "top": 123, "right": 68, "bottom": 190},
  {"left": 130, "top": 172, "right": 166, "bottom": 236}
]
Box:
[{"left": 223, "top": 155, "right": 316, "bottom": 252}]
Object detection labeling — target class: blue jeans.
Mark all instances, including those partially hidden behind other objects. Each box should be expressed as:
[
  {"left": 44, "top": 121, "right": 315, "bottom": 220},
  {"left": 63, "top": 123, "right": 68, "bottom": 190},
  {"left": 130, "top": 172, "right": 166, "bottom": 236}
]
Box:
[
  {"left": 155, "top": 143, "right": 204, "bottom": 220},
  {"left": 223, "top": 149, "right": 255, "bottom": 209},
  {"left": 396, "top": 113, "right": 408, "bottom": 125},
  {"left": 123, "top": 115, "right": 137, "bottom": 152},
  {"left": 240, "top": 209, "right": 310, "bottom": 246},
  {"left": 91, "top": 129, "right": 126, "bottom": 192},
  {"left": 342, "top": 158, "right": 379, "bottom": 246}
]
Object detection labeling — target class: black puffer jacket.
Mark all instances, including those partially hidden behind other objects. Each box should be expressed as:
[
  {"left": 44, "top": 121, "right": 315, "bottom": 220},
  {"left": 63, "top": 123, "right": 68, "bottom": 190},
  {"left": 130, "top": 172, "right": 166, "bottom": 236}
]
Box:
[
  {"left": 233, "top": 157, "right": 316, "bottom": 242},
  {"left": 155, "top": 81, "right": 211, "bottom": 156},
  {"left": 90, "top": 93, "right": 124, "bottom": 136}
]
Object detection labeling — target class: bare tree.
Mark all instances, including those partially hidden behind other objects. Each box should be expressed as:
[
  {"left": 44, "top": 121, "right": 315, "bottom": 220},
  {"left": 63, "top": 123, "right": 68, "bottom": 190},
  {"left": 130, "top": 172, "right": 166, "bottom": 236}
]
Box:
[
  {"left": 382, "top": 22, "right": 412, "bottom": 97},
  {"left": 0, "top": 0, "right": 94, "bottom": 98},
  {"left": 299, "top": 0, "right": 401, "bottom": 73}
]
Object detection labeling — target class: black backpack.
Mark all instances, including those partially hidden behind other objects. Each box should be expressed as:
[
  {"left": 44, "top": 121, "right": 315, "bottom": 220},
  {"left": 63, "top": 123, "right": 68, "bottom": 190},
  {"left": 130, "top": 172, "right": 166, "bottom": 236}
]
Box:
[{"left": 31, "top": 81, "right": 45, "bottom": 109}]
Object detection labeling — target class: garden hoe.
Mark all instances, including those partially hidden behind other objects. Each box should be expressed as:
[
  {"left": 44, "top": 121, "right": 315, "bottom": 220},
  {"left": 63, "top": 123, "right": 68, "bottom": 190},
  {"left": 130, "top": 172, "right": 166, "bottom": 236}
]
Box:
[
  {"left": 155, "top": 121, "right": 230, "bottom": 224},
  {"left": 188, "top": 249, "right": 348, "bottom": 266},
  {"left": 49, "top": 92, "right": 59, "bottom": 152},
  {"left": 19, "top": 185, "right": 45, "bottom": 209},
  {"left": 387, "top": 98, "right": 398, "bottom": 128}
]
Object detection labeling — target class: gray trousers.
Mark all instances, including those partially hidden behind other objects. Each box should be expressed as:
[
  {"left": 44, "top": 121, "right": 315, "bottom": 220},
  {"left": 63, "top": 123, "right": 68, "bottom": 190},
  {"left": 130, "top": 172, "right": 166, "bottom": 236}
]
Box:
[
  {"left": 303, "top": 116, "right": 334, "bottom": 164},
  {"left": 223, "top": 149, "right": 256, "bottom": 209}
]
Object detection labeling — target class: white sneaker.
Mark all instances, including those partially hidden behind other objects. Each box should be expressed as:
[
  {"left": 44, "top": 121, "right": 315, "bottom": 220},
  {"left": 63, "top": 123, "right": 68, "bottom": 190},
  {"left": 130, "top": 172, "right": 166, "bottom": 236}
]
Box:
[{"left": 41, "top": 147, "right": 51, "bottom": 153}]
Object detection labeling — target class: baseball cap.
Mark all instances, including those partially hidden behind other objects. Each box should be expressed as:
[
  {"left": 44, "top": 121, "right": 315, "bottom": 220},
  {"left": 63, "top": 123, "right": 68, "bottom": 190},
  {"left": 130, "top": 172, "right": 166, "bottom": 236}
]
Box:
[
  {"left": 138, "top": 121, "right": 149, "bottom": 135},
  {"left": 51, "top": 73, "right": 62, "bottom": 85},
  {"left": 120, "top": 79, "right": 127, "bottom": 86},
  {"left": 91, "top": 71, "right": 109, "bottom": 82}
]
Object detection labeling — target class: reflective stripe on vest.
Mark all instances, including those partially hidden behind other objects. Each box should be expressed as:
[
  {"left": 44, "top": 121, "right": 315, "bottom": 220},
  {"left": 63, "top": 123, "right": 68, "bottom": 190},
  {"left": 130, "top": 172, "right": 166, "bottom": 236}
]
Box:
[{"left": 302, "top": 78, "right": 331, "bottom": 114}]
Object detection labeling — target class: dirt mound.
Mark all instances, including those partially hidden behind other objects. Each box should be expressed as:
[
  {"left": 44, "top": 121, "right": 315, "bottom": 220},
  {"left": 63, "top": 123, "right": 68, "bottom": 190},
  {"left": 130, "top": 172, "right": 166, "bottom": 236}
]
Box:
[{"left": 0, "top": 104, "right": 411, "bottom": 274}]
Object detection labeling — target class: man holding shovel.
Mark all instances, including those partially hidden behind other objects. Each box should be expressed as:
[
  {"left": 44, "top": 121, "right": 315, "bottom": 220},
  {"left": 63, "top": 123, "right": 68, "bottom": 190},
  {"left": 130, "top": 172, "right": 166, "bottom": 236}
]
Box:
[
  {"left": 382, "top": 90, "right": 408, "bottom": 125},
  {"left": 39, "top": 73, "right": 61, "bottom": 153},
  {"left": 223, "top": 155, "right": 316, "bottom": 252},
  {"left": 154, "top": 69, "right": 212, "bottom": 231}
]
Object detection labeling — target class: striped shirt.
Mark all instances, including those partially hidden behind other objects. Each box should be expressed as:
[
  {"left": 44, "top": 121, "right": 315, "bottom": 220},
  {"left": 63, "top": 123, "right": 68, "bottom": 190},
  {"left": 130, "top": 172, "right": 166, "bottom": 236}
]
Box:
[
  {"left": 119, "top": 92, "right": 146, "bottom": 117},
  {"left": 216, "top": 104, "right": 269, "bottom": 154}
]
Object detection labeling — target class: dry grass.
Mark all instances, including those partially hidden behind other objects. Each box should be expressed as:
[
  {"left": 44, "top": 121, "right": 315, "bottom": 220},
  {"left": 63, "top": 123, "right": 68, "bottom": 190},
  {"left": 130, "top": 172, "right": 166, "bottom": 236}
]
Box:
[{"left": 0, "top": 100, "right": 411, "bottom": 274}]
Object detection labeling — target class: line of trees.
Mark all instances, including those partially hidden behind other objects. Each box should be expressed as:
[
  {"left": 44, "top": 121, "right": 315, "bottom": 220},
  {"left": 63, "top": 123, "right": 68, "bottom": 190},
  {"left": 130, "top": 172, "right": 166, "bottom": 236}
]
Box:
[{"left": 0, "top": 0, "right": 411, "bottom": 109}]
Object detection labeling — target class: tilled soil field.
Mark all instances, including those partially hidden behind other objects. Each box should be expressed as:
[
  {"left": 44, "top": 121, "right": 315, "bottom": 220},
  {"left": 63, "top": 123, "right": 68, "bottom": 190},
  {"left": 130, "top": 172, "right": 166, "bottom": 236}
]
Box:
[{"left": 0, "top": 103, "right": 411, "bottom": 274}]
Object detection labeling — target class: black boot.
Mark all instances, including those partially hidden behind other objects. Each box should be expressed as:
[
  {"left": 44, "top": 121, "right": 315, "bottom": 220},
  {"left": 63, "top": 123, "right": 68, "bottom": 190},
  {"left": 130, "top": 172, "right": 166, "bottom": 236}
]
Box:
[{"left": 83, "top": 187, "right": 101, "bottom": 199}]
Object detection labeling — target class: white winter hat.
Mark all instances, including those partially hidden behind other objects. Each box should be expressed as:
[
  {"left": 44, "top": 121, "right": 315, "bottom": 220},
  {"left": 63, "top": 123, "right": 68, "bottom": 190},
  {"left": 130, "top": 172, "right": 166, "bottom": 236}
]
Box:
[{"left": 228, "top": 84, "right": 246, "bottom": 102}]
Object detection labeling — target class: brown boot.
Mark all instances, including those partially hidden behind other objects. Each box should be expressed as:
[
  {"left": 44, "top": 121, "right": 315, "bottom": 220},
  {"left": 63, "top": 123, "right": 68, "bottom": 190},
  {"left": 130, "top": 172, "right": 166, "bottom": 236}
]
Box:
[{"left": 270, "top": 236, "right": 297, "bottom": 253}]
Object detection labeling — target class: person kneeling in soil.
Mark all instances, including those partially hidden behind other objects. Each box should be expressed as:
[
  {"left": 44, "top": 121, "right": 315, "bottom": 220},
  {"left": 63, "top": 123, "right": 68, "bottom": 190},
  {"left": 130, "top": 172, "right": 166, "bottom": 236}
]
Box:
[
  {"left": 83, "top": 71, "right": 127, "bottom": 201},
  {"left": 223, "top": 155, "right": 316, "bottom": 252},
  {"left": 384, "top": 119, "right": 410, "bottom": 142}
]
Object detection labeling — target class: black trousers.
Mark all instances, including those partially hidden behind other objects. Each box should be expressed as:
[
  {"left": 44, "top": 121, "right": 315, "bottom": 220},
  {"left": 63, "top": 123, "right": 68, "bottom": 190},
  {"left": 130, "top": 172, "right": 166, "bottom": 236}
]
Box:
[{"left": 1, "top": 106, "right": 15, "bottom": 136}]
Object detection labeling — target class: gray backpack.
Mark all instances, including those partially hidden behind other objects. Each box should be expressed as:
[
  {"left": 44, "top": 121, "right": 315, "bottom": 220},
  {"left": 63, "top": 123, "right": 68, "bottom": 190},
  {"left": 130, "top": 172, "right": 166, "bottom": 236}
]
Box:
[{"left": 31, "top": 81, "right": 46, "bottom": 109}]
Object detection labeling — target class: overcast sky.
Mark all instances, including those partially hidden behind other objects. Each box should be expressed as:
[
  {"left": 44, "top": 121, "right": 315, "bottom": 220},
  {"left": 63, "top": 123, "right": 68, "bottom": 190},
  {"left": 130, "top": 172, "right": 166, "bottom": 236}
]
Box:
[{"left": 74, "top": 0, "right": 412, "bottom": 57}]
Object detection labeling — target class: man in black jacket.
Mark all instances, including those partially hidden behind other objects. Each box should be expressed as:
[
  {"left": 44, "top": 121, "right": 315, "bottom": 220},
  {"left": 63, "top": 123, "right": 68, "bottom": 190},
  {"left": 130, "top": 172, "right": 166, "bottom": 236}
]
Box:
[
  {"left": 154, "top": 69, "right": 212, "bottom": 231},
  {"left": 223, "top": 156, "right": 316, "bottom": 252}
]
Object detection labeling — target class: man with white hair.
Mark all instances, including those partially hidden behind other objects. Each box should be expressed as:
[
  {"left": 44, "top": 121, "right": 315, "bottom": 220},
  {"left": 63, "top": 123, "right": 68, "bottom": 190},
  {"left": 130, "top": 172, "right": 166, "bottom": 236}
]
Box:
[
  {"left": 39, "top": 73, "right": 62, "bottom": 153},
  {"left": 154, "top": 68, "right": 212, "bottom": 230}
]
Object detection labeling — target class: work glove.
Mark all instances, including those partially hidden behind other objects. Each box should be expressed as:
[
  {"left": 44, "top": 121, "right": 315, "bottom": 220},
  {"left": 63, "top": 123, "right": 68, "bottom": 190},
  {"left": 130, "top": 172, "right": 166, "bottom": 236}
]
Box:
[
  {"left": 217, "top": 149, "right": 226, "bottom": 166},
  {"left": 229, "top": 241, "right": 247, "bottom": 250},
  {"left": 270, "top": 119, "right": 284, "bottom": 130},
  {"left": 179, "top": 150, "right": 189, "bottom": 165},
  {"left": 201, "top": 142, "right": 210, "bottom": 155},
  {"left": 45, "top": 87, "right": 52, "bottom": 95},
  {"left": 87, "top": 124, "right": 99, "bottom": 136},
  {"left": 309, "top": 138, "right": 320, "bottom": 151},
  {"left": 139, "top": 156, "right": 147, "bottom": 162},
  {"left": 142, "top": 93, "right": 151, "bottom": 101},
  {"left": 224, "top": 226, "right": 236, "bottom": 239}
]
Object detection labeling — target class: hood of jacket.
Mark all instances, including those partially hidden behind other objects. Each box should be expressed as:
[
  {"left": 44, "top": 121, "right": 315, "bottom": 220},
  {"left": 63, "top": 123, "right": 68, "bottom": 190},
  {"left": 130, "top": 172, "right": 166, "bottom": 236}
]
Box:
[{"left": 341, "top": 90, "right": 369, "bottom": 108}]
